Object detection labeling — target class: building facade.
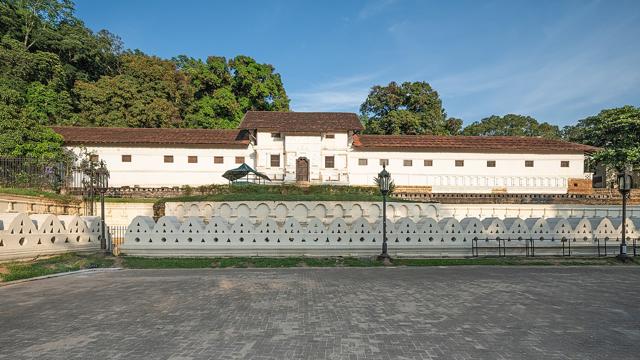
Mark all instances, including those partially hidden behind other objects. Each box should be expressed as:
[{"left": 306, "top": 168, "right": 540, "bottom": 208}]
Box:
[{"left": 52, "top": 111, "right": 596, "bottom": 194}]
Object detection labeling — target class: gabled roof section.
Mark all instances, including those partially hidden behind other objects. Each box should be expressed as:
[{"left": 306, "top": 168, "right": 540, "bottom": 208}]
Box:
[
  {"left": 239, "top": 111, "right": 364, "bottom": 132},
  {"left": 352, "top": 134, "right": 599, "bottom": 154},
  {"left": 51, "top": 126, "right": 250, "bottom": 147}
]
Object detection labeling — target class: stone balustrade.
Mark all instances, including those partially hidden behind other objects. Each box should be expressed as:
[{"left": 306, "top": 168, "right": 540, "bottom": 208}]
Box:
[
  {"left": 0, "top": 213, "right": 103, "bottom": 260},
  {"left": 121, "top": 215, "right": 640, "bottom": 257}
]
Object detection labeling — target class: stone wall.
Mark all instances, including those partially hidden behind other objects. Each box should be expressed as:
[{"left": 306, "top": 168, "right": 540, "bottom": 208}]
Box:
[
  {"left": 97, "top": 202, "right": 155, "bottom": 226},
  {"left": 0, "top": 194, "right": 82, "bottom": 215},
  {"left": 121, "top": 215, "right": 640, "bottom": 257},
  {"left": 0, "top": 213, "right": 103, "bottom": 261},
  {"left": 165, "top": 201, "right": 640, "bottom": 223}
]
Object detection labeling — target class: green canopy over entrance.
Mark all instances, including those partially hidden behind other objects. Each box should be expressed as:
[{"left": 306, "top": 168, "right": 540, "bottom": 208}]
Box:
[{"left": 222, "top": 163, "right": 271, "bottom": 184}]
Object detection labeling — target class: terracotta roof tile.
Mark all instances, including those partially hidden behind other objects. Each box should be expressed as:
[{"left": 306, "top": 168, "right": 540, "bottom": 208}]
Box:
[
  {"left": 51, "top": 127, "right": 250, "bottom": 147},
  {"left": 352, "top": 134, "right": 598, "bottom": 153},
  {"left": 239, "top": 111, "right": 363, "bottom": 132}
]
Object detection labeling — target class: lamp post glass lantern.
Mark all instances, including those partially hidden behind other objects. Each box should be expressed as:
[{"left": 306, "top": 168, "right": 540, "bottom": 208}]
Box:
[
  {"left": 617, "top": 169, "right": 633, "bottom": 259},
  {"left": 95, "top": 166, "right": 109, "bottom": 251},
  {"left": 377, "top": 165, "right": 391, "bottom": 261}
]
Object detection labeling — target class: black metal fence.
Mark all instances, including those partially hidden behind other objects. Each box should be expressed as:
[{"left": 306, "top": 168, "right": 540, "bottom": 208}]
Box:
[
  {"left": 471, "top": 238, "right": 639, "bottom": 257},
  {"left": 108, "top": 225, "right": 127, "bottom": 251},
  {"left": 0, "top": 156, "right": 88, "bottom": 191}
]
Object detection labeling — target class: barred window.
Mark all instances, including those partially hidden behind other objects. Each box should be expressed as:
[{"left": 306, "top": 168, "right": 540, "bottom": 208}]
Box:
[
  {"left": 424, "top": 159, "right": 433, "bottom": 166},
  {"left": 214, "top": 156, "right": 224, "bottom": 164},
  {"left": 270, "top": 154, "right": 280, "bottom": 167},
  {"left": 358, "top": 158, "right": 368, "bottom": 166},
  {"left": 235, "top": 156, "right": 245, "bottom": 164},
  {"left": 188, "top": 156, "right": 198, "bottom": 164},
  {"left": 561, "top": 161, "right": 570, "bottom": 168},
  {"left": 325, "top": 156, "right": 335, "bottom": 168},
  {"left": 455, "top": 160, "right": 464, "bottom": 167},
  {"left": 379, "top": 159, "right": 389, "bottom": 166},
  {"left": 403, "top": 160, "right": 413, "bottom": 167},
  {"left": 487, "top": 160, "right": 496, "bottom": 167},
  {"left": 164, "top": 155, "right": 173, "bottom": 163},
  {"left": 89, "top": 154, "right": 99, "bottom": 163},
  {"left": 525, "top": 160, "right": 534, "bottom": 167},
  {"left": 121, "top": 155, "right": 131, "bottom": 163}
]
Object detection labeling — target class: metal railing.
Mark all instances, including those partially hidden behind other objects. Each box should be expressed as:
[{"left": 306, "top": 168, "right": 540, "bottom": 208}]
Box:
[
  {"left": 471, "top": 238, "right": 638, "bottom": 257},
  {"left": 108, "top": 225, "right": 127, "bottom": 254}
]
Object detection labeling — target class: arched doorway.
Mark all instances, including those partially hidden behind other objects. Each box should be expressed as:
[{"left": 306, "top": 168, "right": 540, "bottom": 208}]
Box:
[{"left": 296, "top": 157, "right": 309, "bottom": 182}]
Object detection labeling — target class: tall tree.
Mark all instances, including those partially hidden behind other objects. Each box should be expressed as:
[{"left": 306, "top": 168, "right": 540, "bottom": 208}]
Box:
[
  {"left": 8, "top": 0, "right": 74, "bottom": 50},
  {"left": 462, "top": 114, "right": 561, "bottom": 138},
  {"left": 175, "top": 55, "right": 289, "bottom": 129},
  {"left": 74, "top": 53, "right": 194, "bottom": 128},
  {"left": 360, "top": 81, "right": 453, "bottom": 135},
  {"left": 563, "top": 105, "right": 640, "bottom": 170}
]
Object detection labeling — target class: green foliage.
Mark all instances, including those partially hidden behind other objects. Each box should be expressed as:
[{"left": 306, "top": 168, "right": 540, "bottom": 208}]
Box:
[
  {"left": 360, "top": 81, "right": 454, "bottom": 135},
  {"left": 0, "top": 252, "right": 114, "bottom": 282},
  {"left": 176, "top": 55, "right": 290, "bottom": 129},
  {"left": 462, "top": 114, "right": 561, "bottom": 138},
  {"left": 563, "top": 106, "right": 640, "bottom": 170}
]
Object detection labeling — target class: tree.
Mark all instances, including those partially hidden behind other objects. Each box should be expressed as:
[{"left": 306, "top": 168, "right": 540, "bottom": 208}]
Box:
[
  {"left": 360, "top": 81, "right": 453, "bottom": 135},
  {"left": 74, "top": 53, "right": 194, "bottom": 128},
  {"left": 563, "top": 106, "right": 640, "bottom": 170},
  {"left": 175, "top": 55, "right": 289, "bottom": 128},
  {"left": 8, "top": 0, "right": 74, "bottom": 50},
  {"left": 462, "top": 114, "right": 561, "bottom": 138}
]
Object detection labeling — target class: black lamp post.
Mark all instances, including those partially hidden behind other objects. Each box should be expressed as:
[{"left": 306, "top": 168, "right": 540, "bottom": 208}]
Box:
[
  {"left": 95, "top": 166, "right": 109, "bottom": 252},
  {"left": 377, "top": 165, "right": 392, "bottom": 262},
  {"left": 617, "top": 169, "right": 633, "bottom": 260}
]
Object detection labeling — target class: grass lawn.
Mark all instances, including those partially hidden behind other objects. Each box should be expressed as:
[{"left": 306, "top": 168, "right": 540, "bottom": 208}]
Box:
[
  {"left": 121, "top": 255, "right": 640, "bottom": 269},
  {"left": 0, "top": 253, "right": 114, "bottom": 282},
  {"left": 3, "top": 254, "right": 638, "bottom": 282},
  {"left": 0, "top": 187, "right": 79, "bottom": 203}
]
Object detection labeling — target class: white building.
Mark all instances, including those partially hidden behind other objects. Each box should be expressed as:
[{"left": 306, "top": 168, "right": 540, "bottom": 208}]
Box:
[{"left": 52, "top": 111, "right": 597, "bottom": 194}]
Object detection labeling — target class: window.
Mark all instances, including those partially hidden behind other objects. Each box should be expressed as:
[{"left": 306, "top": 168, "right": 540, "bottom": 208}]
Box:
[
  {"left": 214, "top": 156, "right": 224, "bottom": 164},
  {"left": 525, "top": 160, "right": 534, "bottom": 167},
  {"left": 403, "top": 160, "right": 413, "bottom": 167},
  {"left": 455, "top": 160, "right": 464, "bottom": 167},
  {"left": 325, "top": 134, "right": 335, "bottom": 139},
  {"left": 121, "top": 155, "right": 131, "bottom": 163},
  {"left": 358, "top": 158, "right": 368, "bottom": 166},
  {"left": 561, "top": 161, "right": 570, "bottom": 168},
  {"left": 89, "top": 154, "right": 99, "bottom": 163},
  {"left": 235, "top": 156, "right": 245, "bottom": 164},
  {"left": 271, "top": 133, "right": 281, "bottom": 139},
  {"left": 380, "top": 159, "right": 389, "bottom": 166},
  {"left": 188, "top": 156, "right": 198, "bottom": 164},
  {"left": 424, "top": 159, "right": 433, "bottom": 167},
  {"left": 325, "top": 156, "right": 335, "bottom": 168},
  {"left": 487, "top": 160, "right": 496, "bottom": 167},
  {"left": 270, "top": 154, "right": 280, "bottom": 167},
  {"left": 164, "top": 155, "right": 174, "bottom": 163}
]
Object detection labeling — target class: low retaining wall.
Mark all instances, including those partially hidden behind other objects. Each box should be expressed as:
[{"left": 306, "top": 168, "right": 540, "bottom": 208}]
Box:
[
  {"left": 0, "top": 195, "right": 82, "bottom": 215},
  {"left": 165, "top": 201, "right": 640, "bottom": 224},
  {"left": 121, "top": 215, "right": 640, "bottom": 257},
  {"left": 0, "top": 213, "right": 103, "bottom": 261}
]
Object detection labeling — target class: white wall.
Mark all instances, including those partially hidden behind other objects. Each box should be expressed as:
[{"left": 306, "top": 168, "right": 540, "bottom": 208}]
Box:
[
  {"left": 70, "top": 137, "right": 588, "bottom": 194},
  {"left": 348, "top": 151, "right": 586, "bottom": 193},
  {"left": 76, "top": 145, "right": 254, "bottom": 187},
  {"left": 253, "top": 131, "right": 350, "bottom": 183}
]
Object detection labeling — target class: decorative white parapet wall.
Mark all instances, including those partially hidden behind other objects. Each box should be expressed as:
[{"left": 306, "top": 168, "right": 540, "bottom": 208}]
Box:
[
  {"left": 165, "top": 201, "right": 640, "bottom": 224},
  {"left": 121, "top": 215, "right": 640, "bottom": 257},
  {"left": 0, "top": 213, "right": 103, "bottom": 261}
]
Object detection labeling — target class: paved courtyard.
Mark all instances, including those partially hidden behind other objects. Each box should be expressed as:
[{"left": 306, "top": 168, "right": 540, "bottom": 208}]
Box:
[{"left": 1, "top": 267, "right": 639, "bottom": 360}]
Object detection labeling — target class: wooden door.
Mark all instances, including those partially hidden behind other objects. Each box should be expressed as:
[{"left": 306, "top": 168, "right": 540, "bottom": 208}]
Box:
[{"left": 296, "top": 158, "right": 309, "bottom": 182}]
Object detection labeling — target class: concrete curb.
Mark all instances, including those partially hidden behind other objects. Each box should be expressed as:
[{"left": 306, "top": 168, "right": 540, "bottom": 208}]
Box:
[{"left": 0, "top": 267, "right": 122, "bottom": 288}]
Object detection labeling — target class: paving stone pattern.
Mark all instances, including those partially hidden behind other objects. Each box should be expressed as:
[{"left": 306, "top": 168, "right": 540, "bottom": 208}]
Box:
[{"left": 1, "top": 267, "right": 639, "bottom": 359}]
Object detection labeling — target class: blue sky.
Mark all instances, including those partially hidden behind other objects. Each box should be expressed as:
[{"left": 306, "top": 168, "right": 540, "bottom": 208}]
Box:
[{"left": 76, "top": 0, "right": 640, "bottom": 126}]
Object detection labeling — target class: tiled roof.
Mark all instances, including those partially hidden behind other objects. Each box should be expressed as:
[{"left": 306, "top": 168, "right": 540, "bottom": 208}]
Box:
[
  {"left": 239, "top": 111, "right": 364, "bottom": 132},
  {"left": 51, "top": 127, "right": 250, "bottom": 147},
  {"left": 352, "top": 135, "right": 598, "bottom": 153}
]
